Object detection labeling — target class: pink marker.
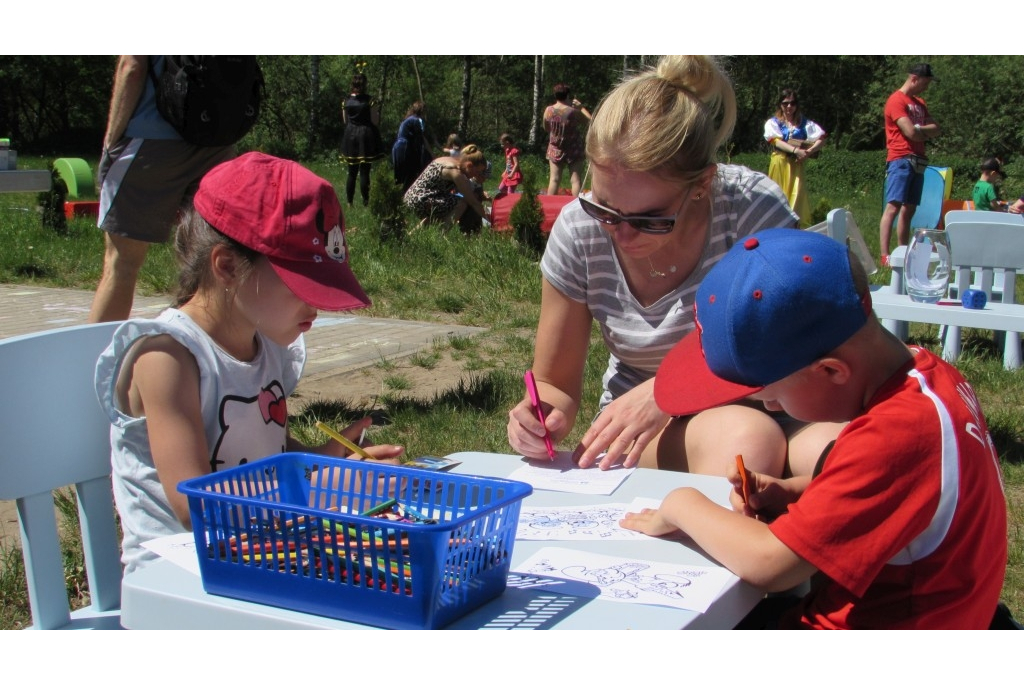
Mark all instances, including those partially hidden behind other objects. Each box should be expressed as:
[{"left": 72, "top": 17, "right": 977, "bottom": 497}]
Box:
[{"left": 524, "top": 370, "right": 556, "bottom": 460}]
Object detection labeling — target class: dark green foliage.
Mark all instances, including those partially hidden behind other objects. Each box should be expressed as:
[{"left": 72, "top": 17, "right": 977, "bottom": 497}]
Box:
[
  {"left": 7, "top": 55, "right": 1024, "bottom": 165},
  {"left": 38, "top": 165, "right": 67, "bottom": 235},
  {"left": 0, "top": 56, "right": 113, "bottom": 155},
  {"left": 508, "top": 177, "right": 544, "bottom": 256},
  {"left": 810, "top": 197, "right": 833, "bottom": 226},
  {"left": 367, "top": 163, "right": 407, "bottom": 242}
]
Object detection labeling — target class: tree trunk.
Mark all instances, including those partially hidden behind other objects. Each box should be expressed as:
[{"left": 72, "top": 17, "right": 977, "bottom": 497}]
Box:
[
  {"left": 529, "top": 55, "right": 543, "bottom": 149},
  {"left": 458, "top": 56, "right": 471, "bottom": 138},
  {"left": 308, "top": 56, "right": 320, "bottom": 157},
  {"left": 410, "top": 56, "right": 424, "bottom": 103}
]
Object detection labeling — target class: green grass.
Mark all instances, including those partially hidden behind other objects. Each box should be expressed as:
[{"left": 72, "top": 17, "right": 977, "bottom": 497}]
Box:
[{"left": 1, "top": 151, "right": 1021, "bottom": 628}]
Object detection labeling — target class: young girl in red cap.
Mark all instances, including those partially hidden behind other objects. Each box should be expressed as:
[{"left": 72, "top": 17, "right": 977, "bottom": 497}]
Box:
[{"left": 96, "top": 152, "right": 404, "bottom": 575}]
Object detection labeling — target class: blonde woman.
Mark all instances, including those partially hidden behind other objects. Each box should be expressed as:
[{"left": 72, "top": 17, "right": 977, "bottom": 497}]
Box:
[
  {"left": 507, "top": 56, "right": 844, "bottom": 479},
  {"left": 403, "top": 143, "right": 490, "bottom": 226}
]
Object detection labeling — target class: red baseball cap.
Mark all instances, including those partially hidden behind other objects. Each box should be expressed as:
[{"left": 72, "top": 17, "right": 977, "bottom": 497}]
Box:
[{"left": 194, "top": 152, "right": 370, "bottom": 311}]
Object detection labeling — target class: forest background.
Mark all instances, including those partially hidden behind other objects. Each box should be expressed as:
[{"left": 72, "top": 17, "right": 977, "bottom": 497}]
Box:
[
  {"left": 1, "top": 54, "right": 1022, "bottom": 631},
  {"left": 2, "top": 55, "right": 1022, "bottom": 168}
]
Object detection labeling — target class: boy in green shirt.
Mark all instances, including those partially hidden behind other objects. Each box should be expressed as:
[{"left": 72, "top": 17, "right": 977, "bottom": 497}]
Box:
[{"left": 972, "top": 157, "right": 1006, "bottom": 211}]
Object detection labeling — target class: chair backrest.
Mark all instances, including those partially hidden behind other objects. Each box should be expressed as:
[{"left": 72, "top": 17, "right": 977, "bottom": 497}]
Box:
[
  {"left": 944, "top": 214, "right": 1024, "bottom": 305},
  {"left": 945, "top": 209, "right": 1024, "bottom": 227},
  {"left": 808, "top": 208, "right": 877, "bottom": 277},
  {"left": 0, "top": 322, "right": 122, "bottom": 629}
]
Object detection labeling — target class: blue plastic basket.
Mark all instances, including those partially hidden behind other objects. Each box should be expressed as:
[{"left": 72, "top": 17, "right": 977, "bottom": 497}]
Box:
[{"left": 177, "top": 452, "right": 532, "bottom": 629}]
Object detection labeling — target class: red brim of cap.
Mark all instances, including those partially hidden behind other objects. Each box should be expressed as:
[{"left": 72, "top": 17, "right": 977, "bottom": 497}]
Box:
[
  {"left": 653, "top": 329, "right": 764, "bottom": 416},
  {"left": 270, "top": 258, "right": 371, "bottom": 312}
]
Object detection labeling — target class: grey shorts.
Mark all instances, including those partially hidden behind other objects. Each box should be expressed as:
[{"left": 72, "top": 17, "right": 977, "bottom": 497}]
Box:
[{"left": 97, "top": 137, "right": 235, "bottom": 243}]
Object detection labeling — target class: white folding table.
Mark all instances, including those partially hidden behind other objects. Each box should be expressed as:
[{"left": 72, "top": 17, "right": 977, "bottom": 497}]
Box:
[{"left": 120, "top": 451, "right": 763, "bottom": 630}]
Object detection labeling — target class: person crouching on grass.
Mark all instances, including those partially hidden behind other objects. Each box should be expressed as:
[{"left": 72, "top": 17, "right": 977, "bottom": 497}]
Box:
[{"left": 620, "top": 228, "right": 1007, "bottom": 629}]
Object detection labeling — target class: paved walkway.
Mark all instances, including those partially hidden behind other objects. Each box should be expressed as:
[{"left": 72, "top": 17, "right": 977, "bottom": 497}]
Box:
[
  {"left": 0, "top": 283, "right": 486, "bottom": 547},
  {"left": 0, "top": 284, "right": 485, "bottom": 374}
]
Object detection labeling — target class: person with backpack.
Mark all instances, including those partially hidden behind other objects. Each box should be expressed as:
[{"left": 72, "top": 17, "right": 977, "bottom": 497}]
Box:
[{"left": 89, "top": 55, "right": 263, "bottom": 323}]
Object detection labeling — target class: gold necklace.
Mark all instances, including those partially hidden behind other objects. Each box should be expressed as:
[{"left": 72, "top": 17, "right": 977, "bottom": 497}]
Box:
[{"left": 647, "top": 255, "right": 677, "bottom": 279}]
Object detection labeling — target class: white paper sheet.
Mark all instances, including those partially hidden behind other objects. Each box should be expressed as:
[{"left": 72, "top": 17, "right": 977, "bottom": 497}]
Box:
[
  {"left": 508, "top": 450, "right": 633, "bottom": 495},
  {"left": 516, "top": 497, "right": 662, "bottom": 541},
  {"left": 141, "top": 532, "right": 201, "bottom": 576},
  {"left": 512, "top": 546, "right": 735, "bottom": 614}
]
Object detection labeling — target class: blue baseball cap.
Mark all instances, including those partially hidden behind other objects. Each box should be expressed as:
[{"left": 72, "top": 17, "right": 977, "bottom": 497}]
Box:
[{"left": 654, "top": 228, "right": 871, "bottom": 416}]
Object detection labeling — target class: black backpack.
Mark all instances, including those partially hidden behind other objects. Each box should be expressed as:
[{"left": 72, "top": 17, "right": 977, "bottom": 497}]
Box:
[{"left": 150, "top": 56, "right": 264, "bottom": 147}]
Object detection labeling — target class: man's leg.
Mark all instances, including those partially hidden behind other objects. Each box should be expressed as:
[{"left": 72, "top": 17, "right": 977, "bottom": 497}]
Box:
[
  {"left": 896, "top": 204, "right": 917, "bottom": 247},
  {"left": 879, "top": 201, "right": 901, "bottom": 262},
  {"left": 88, "top": 232, "right": 150, "bottom": 323},
  {"left": 879, "top": 159, "right": 915, "bottom": 263}
]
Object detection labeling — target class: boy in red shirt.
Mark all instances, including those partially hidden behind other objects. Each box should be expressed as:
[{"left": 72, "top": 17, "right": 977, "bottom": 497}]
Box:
[{"left": 621, "top": 228, "right": 1007, "bottom": 629}]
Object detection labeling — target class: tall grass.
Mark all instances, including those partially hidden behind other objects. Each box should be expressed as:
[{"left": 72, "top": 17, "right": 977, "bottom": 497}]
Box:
[{"left": 1, "top": 151, "right": 1020, "bottom": 627}]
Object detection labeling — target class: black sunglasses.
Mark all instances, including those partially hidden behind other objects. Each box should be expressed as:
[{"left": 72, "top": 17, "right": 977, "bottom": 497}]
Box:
[
  {"left": 578, "top": 193, "right": 688, "bottom": 235},
  {"left": 781, "top": 101, "right": 797, "bottom": 106}
]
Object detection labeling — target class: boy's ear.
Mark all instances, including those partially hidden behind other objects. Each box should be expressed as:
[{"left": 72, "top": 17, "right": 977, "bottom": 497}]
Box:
[{"left": 812, "top": 357, "right": 851, "bottom": 385}]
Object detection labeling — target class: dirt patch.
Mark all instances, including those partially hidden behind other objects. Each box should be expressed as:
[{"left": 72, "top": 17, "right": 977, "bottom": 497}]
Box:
[{"left": 292, "top": 354, "right": 476, "bottom": 411}]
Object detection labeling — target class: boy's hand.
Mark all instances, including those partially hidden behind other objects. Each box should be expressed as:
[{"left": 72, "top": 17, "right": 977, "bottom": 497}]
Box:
[
  {"left": 726, "top": 461, "right": 803, "bottom": 521},
  {"left": 620, "top": 488, "right": 691, "bottom": 537},
  {"left": 619, "top": 506, "right": 678, "bottom": 538}
]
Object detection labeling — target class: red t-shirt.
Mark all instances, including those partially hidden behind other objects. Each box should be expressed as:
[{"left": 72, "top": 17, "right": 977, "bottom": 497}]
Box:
[
  {"left": 770, "top": 348, "right": 1007, "bottom": 629},
  {"left": 884, "top": 90, "right": 930, "bottom": 161}
]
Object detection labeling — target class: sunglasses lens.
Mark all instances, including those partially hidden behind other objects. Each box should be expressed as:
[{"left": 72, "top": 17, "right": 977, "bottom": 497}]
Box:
[
  {"left": 581, "top": 197, "right": 677, "bottom": 234},
  {"left": 632, "top": 219, "right": 675, "bottom": 233},
  {"left": 579, "top": 198, "right": 620, "bottom": 224}
]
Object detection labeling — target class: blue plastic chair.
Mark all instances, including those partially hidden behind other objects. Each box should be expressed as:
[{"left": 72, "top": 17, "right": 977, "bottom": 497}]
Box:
[{"left": 0, "top": 322, "right": 122, "bottom": 629}]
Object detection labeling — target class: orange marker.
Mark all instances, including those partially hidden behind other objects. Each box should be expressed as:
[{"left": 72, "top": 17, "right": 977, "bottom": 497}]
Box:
[{"left": 735, "top": 454, "right": 750, "bottom": 505}]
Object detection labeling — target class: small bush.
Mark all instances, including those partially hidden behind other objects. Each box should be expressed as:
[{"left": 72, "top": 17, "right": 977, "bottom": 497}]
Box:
[
  {"left": 37, "top": 165, "right": 67, "bottom": 235},
  {"left": 509, "top": 177, "right": 544, "bottom": 256},
  {"left": 367, "top": 163, "right": 407, "bottom": 242}
]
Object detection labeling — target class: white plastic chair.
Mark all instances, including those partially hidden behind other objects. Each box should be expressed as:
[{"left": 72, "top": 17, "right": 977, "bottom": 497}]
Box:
[
  {"left": 941, "top": 218, "right": 1024, "bottom": 368},
  {"left": 943, "top": 210, "right": 1024, "bottom": 302},
  {"left": 808, "top": 208, "right": 877, "bottom": 278},
  {"left": 0, "top": 322, "right": 122, "bottom": 629}
]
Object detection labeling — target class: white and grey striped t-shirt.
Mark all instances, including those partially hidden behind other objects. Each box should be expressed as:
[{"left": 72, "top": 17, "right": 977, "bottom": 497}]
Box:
[{"left": 541, "top": 164, "right": 798, "bottom": 409}]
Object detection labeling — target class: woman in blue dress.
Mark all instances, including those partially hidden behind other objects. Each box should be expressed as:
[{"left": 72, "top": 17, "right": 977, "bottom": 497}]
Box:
[
  {"left": 763, "top": 89, "right": 826, "bottom": 227},
  {"left": 391, "top": 101, "right": 433, "bottom": 191}
]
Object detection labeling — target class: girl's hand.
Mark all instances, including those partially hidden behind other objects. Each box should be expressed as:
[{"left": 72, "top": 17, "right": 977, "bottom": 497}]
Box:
[
  {"left": 507, "top": 395, "right": 565, "bottom": 461},
  {"left": 572, "top": 380, "right": 669, "bottom": 470},
  {"left": 358, "top": 442, "right": 404, "bottom": 464},
  {"left": 317, "top": 416, "right": 403, "bottom": 464}
]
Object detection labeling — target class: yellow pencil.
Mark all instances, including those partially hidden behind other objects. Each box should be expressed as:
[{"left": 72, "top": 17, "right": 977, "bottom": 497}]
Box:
[{"left": 315, "top": 421, "right": 374, "bottom": 461}]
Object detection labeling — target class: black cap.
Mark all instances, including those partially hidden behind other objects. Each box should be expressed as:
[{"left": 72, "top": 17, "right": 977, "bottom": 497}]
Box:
[{"left": 909, "top": 63, "right": 938, "bottom": 80}]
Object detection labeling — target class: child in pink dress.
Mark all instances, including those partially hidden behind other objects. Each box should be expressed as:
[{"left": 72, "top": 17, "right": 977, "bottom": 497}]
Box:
[{"left": 497, "top": 133, "right": 522, "bottom": 196}]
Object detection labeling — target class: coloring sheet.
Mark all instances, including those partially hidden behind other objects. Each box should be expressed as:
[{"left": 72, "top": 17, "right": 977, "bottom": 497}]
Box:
[
  {"left": 516, "top": 497, "right": 662, "bottom": 541},
  {"left": 142, "top": 532, "right": 201, "bottom": 576},
  {"left": 507, "top": 450, "right": 633, "bottom": 495},
  {"left": 512, "top": 547, "right": 735, "bottom": 614}
]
